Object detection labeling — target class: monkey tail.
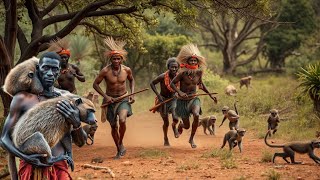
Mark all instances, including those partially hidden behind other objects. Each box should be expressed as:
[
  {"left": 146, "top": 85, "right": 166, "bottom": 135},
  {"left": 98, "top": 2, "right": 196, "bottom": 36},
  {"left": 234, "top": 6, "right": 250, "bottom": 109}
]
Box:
[{"left": 264, "top": 130, "right": 284, "bottom": 148}]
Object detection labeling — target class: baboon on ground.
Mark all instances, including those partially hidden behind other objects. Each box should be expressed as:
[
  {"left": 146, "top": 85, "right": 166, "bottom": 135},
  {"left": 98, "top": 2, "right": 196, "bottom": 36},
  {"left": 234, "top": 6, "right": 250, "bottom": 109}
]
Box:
[
  {"left": 267, "top": 109, "right": 280, "bottom": 136},
  {"left": 3, "top": 57, "right": 43, "bottom": 96},
  {"left": 239, "top": 76, "right": 252, "bottom": 89},
  {"left": 198, "top": 115, "right": 216, "bottom": 135},
  {"left": 219, "top": 102, "right": 240, "bottom": 130},
  {"left": 264, "top": 131, "right": 320, "bottom": 164},
  {"left": 12, "top": 96, "right": 97, "bottom": 164},
  {"left": 225, "top": 85, "right": 237, "bottom": 96},
  {"left": 82, "top": 123, "right": 98, "bottom": 145},
  {"left": 221, "top": 128, "right": 246, "bottom": 153},
  {"left": 316, "top": 131, "right": 320, "bottom": 139}
]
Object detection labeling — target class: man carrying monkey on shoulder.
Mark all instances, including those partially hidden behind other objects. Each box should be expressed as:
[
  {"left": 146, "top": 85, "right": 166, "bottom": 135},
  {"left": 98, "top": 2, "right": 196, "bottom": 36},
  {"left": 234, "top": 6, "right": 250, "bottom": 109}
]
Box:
[
  {"left": 1, "top": 52, "right": 87, "bottom": 180},
  {"left": 150, "top": 57, "right": 180, "bottom": 146}
]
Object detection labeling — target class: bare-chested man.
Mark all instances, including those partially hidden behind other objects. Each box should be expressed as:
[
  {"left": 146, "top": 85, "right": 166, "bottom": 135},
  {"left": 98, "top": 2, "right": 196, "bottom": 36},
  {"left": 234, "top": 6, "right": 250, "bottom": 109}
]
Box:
[
  {"left": 48, "top": 39, "right": 85, "bottom": 93},
  {"left": 0, "top": 52, "right": 87, "bottom": 180},
  {"left": 170, "top": 44, "right": 217, "bottom": 148},
  {"left": 150, "top": 57, "right": 180, "bottom": 146},
  {"left": 93, "top": 37, "right": 134, "bottom": 159}
]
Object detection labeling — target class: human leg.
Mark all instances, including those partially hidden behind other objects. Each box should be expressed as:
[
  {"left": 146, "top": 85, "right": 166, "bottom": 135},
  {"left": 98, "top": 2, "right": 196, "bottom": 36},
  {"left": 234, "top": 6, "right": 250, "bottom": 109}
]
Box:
[{"left": 189, "top": 105, "right": 200, "bottom": 148}]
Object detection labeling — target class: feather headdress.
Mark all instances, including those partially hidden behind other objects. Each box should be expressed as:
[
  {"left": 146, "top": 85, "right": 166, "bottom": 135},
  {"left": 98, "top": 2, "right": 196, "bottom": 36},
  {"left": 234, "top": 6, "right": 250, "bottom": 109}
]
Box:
[
  {"left": 48, "top": 38, "right": 71, "bottom": 56},
  {"left": 176, "top": 43, "right": 206, "bottom": 68},
  {"left": 104, "top": 36, "right": 128, "bottom": 61}
]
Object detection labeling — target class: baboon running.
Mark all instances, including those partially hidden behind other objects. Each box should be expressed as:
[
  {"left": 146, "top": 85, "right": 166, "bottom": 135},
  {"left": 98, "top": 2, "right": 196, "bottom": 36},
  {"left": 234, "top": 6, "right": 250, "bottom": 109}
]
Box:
[
  {"left": 264, "top": 131, "right": 320, "bottom": 164},
  {"left": 240, "top": 76, "right": 252, "bottom": 89},
  {"left": 12, "top": 96, "right": 97, "bottom": 164},
  {"left": 225, "top": 85, "right": 237, "bottom": 96},
  {"left": 82, "top": 124, "right": 98, "bottom": 145},
  {"left": 267, "top": 109, "right": 280, "bottom": 136},
  {"left": 198, "top": 115, "right": 216, "bottom": 135},
  {"left": 221, "top": 128, "right": 246, "bottom": 153}
]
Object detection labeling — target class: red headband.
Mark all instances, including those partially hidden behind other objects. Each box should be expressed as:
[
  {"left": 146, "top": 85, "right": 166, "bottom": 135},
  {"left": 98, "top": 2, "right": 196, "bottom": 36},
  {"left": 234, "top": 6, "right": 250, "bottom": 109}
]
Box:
[
  {"left": 180, "top": 63, "right": 199, "bottom": 69},
  {"left": 58, "top": 49, "right": 71, "bottom": 57},
  {"left": 108, "top": 50, "right": 124, "bottom": 58}
]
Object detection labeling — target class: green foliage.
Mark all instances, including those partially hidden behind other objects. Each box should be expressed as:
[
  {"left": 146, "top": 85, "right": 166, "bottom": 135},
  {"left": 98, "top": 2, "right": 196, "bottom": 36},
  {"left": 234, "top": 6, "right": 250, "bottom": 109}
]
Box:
[
  {"left": 137, "top": 149, "right": 168, "bottom": 158},
  {"left": 70, "top": 35, "right": 93, "bottom": 63},
  {"left": 264, "top": 169, "right": 281, "bottom": 180},
  {"left": 260, "top": 150, "right": 273, "bottom": 162},
  {"left": 297, "top": 63, "right": 320, "bottom": 100},
  {"left": 263, "top": 0, "right": 317, "bottom": 68}
]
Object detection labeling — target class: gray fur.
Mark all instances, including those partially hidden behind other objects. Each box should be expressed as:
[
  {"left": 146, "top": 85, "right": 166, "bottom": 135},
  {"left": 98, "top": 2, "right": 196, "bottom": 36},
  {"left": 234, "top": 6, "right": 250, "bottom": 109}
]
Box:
[
  {"left": 198, "top": 116, "right": 216, "bottom": 135},
  {"left": 221, "top": 128, "right": 246, "bottom": 153}
]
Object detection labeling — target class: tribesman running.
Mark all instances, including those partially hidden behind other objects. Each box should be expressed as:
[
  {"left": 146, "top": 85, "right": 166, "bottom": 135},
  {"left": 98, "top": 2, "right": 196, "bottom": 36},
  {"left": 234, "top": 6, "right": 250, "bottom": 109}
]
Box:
[
  {"left": 150, "top": 57, "right": 180, "bottom": 146},
  {"left": 48, "top": 38, "right": 85, "bottom": 94},
  {"left": 170, "top": 44, "right": 217, "bottom": 148},
  {"left": 93, "top": 37, "right": 134, "bottom": 159}
]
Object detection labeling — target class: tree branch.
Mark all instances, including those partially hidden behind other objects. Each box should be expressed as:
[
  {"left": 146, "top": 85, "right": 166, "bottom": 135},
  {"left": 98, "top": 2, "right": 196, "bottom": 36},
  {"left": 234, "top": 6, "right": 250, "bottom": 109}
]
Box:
[
  {"left": 17, "top": 25, "right": 29, "bottom": 53},
  {"left": 39, "top": 0, "right": 60, "bottom": 18},
  {"left": 79, "top": 22, "right": 112, "bottom": 37},
  {"left": 25, "top": 0, "right": 40, "bottom": 24}
]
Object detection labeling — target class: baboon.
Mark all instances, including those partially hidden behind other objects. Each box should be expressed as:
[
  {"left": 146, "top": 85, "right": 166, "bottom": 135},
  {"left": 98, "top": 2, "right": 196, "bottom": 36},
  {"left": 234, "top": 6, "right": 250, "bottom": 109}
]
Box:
[
  {"left": 3, "top": 57, "right": 43, "bottom": 96},
  {"left": 225, "top": 85, "right": 237, "bottom": 96},
  {"left": 82, "top": 123, "right": 98, "bottom": 145},
  {"left": 267, "top": 109, "right": 280, "bottom": 136},
  {"left": 84, "top": 91, "right": 99, "bottom": 106},
  {"left": 198, "top": 115, "right": 216, "bottom": 135},
  {"left": 239, "top": 76, "right": 252, "bottom": 89},
  {"left": 12, "top": 96, "right": 96, "bottom": 164},
  {"left": 219, "top": 102, "right": 240, "bottom": 130},
  {"left": 221, "top": 128, "right": 246, "bottom": 153},
  {"left": 264, "top": 131, "right": 320, "bottom": 164},
  {"left": 316, "top": 131, "right": 320, "bottom": 139}
]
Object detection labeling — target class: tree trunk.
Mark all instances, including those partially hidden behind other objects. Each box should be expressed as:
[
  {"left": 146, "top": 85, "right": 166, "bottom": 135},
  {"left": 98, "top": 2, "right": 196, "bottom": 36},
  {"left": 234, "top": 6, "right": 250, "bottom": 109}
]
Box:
[
  {"left": 222, "top": 51, "right": 237, "bottom": 74},
  {"left": 0, "top": 37, "right": 13, "bottom": 117}
]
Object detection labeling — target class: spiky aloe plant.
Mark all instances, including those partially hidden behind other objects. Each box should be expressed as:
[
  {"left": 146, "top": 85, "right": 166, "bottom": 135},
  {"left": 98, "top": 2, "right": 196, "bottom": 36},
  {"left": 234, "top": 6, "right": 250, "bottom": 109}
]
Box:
[
  {"left": 297, "top": 63, "right": 320, "bottom": 116},
  {"left": 70, "top": 35, "right": 92, "bottom": 64}
]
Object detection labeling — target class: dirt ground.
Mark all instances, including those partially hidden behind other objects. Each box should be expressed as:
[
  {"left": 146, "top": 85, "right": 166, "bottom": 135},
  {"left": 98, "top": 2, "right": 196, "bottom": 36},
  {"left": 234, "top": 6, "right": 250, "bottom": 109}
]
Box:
[
  {"left": 69, "top": 110, "right": 320, "bottom": 180},
  {"left": 1, "top": 110, "right": 320, "bottom": 180}
]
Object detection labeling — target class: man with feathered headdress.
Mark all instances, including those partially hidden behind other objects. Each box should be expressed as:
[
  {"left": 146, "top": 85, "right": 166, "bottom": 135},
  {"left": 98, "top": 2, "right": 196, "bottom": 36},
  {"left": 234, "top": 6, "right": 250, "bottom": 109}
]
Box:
[
  {"left": 93, "top": 37, "right": 134, "bottom": 159},
  {"left": 170, "top": 43, "right": 217, "bottom": 148},
  {"left": 48, "top": 38, "right": 86, "bottom": 93},
  {"left": 150, "top": 57, "right": 180, "bottom": 146}
]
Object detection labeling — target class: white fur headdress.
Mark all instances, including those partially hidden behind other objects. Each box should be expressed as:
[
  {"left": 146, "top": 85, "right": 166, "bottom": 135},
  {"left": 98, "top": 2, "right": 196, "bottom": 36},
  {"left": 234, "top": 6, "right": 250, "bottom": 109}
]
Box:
[
  {"left": 104, "top": 36, "right": 128, "bottom": 61},
  {"left": 176, "top": 43, "right": 206, "bottom": 67}
]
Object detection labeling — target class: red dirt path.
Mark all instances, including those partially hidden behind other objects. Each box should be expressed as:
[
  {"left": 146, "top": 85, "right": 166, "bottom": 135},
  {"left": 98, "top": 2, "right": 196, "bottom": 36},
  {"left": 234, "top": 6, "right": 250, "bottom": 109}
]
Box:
[{"left": 69, "top": 110, "right": 320, "bottom": 180}]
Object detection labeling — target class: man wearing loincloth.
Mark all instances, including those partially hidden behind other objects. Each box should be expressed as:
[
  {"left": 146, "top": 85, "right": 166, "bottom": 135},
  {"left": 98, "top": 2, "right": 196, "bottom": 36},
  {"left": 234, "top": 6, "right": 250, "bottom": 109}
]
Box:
[
  {"left": 93, "top": 37, "right": 134, "bottom": 159},
  {"left": 170, "top": 44, "right": 217, "bottom": 148},
  {"left": 150, "top": 57, "right": 180, "bottom": 146}
]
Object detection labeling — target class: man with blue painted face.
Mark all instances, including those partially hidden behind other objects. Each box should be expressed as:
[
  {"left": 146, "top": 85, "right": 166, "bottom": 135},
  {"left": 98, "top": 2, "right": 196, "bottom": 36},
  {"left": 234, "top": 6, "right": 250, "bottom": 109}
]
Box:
[{"left": 1, "top": 52, "right": 87, "bottom": 180}]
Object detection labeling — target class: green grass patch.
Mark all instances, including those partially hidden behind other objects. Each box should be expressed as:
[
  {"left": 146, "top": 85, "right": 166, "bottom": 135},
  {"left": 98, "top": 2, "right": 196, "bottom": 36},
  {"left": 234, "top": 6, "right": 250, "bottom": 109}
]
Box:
[
  {"left": 137, "top": 149, "right": 168, "bottom": 158},
  {"left": 202, "top": 148, "right": 233, "bottom": 160},
  {"left": 176, "top": 163, "right": 199, "bottom": 172},
  {"left": 221, "top": 158, "right": 237, "bottom": 169},
  {"left": 263, "top": 169, "right": 281, "bottom": 180},
  {"left": 260, "top": 150, "right": 273, "bottom": 163}
]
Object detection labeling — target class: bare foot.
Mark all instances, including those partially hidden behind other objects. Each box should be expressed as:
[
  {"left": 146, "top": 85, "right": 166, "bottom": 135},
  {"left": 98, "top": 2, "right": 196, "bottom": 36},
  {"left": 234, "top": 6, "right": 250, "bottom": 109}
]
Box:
[
  {"left": 164, "top": 138, "right": 170, "bottom": 146},
  {"left": 119, "top": 145, "right": 127, "bottom": 156},
  {"left": 113, "top": 152, "right": 121, "bottom": 160},
  {"left": 189, "top": 139, "right": 197, "bottom": 148}
]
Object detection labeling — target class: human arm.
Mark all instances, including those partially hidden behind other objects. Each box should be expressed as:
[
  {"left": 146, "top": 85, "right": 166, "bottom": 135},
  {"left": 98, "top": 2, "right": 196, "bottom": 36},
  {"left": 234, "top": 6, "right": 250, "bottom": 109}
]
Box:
[
  {"left": 0, "top": 94, "right": 49, "bottom": 167},
  {"left": 71, "top": 64, "right": 85, "bottom": 82},
  {"left": 150, "top": 74, "right": 165, "bottom": 102},
  {"left": 93, "top": 68, "right": 114, "bottom": 103},
  {"left": 170, "top": 73, "right": 187, "bottom": 98},
  {"left": 127, "top": 67, "right": 135, "bottom": 103}
]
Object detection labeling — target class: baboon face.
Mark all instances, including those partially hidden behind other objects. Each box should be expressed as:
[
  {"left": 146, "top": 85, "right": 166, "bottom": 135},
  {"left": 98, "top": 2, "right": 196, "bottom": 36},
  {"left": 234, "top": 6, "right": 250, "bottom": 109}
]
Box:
[
  {"left": 209, "top": 116, "right": 217, "bottom": 123},
  {"left": 270, "top": 109, "right": 278, "bottom": 117},
  {"left": 311, "top": 140, "right": 320, "bottom": 148},
  {"left": 222, "top": 106, "right": 229, "bottom": 115},
  {"left": 237, "top": 128, "right": 246, "bottom": 136},
  {"left": 75, "top": 98, "right": 97, "bottom": 125}
]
